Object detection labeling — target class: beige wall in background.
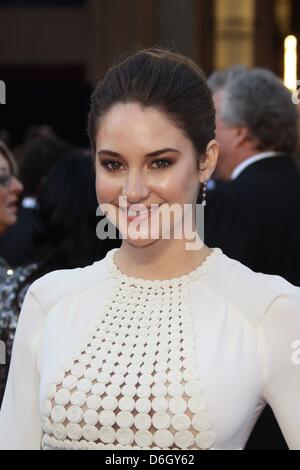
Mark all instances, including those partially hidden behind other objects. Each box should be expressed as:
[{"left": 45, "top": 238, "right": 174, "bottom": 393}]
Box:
[
  {"left": 0, "top": 1, "right": 155, "bottom": 82},
  {"left": 214, "top": 0, "right": 255, "bottom": 69},
  {"left": 1, "top": 0, "right": 276, "bottom": 80},
  {"left": 0, "top": 7, "right": 87, "bottom": 65}
]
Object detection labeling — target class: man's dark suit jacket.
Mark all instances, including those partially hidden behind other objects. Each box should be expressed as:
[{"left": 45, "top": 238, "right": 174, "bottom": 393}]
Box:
[{"left": 203, "top": 154, "right": 300, "bottom": 449}]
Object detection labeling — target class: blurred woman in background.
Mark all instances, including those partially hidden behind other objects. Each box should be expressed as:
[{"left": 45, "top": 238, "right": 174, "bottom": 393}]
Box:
[
  {"left": 0, "top": 148, "right": 120, "bottom": 404},
  {"left": 0, "top": 140, "right": 23, "bottom": 278}
]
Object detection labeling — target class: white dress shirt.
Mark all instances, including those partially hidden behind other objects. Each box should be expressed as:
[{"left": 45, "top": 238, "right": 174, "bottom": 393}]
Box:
[{"left": 230, "top": 151, "right": 283, "bottom": 180}]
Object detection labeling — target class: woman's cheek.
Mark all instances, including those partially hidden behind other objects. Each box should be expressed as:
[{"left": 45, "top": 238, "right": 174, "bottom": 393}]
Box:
[
  {"left": 0, "top": 189, "right": 6, "bottom": 208},
  {"left": 96, "top": 174, "right": 118, "bottom": 204}
]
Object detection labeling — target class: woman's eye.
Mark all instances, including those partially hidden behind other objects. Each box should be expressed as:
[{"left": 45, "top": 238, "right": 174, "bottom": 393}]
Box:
[
  {"left": 151, "top": 159, "right": 172, "bottom": 169},
  {"left": 101, "top": 161, "right": 122, "bottom": 172},
  {"left": 0, "top": 174, "right": 12, "bottom": 186}
]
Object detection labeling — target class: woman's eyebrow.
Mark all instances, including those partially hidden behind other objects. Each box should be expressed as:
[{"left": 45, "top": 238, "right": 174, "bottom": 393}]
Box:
[
  {"left": 97, "top": 148, "right": 180, "bottom": 158},
  {"left": 146, "top": 148, "right": 180, "bottom": 157}
]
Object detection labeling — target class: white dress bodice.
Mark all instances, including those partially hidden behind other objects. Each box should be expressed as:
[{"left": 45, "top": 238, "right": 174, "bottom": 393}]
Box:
[{"left": 1, "top": 247, "right": 299, "bottom": 450}]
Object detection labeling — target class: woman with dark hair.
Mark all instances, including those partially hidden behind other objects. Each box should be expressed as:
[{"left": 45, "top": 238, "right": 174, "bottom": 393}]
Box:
[
  {"left": 0, "top": 149, "right": 118, "bottom": 404},
  {"left": 0, "top": 48, "right": 299, "bottom": 450},
  {"left": 0, "top": 135, "right": 71, "bottom": 267},
  {"left": 0, "top": 140, "right": 23, "bottom": 278}
]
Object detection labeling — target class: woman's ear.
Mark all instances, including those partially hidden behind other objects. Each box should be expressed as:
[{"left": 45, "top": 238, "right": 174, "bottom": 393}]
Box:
[{"left": 198, "top": 139, "right": 219, "bottom": 183}]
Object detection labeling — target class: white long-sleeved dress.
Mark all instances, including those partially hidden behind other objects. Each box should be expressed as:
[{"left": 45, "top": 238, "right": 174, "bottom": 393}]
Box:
[{"left": 0, "top": 247, "right": 299, "bottom": 450}]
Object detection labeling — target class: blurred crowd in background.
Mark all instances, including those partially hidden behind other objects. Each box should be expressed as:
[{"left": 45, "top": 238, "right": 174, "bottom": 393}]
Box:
[{"left": 0, "top": 127, "right": 121, "bottom": 406}]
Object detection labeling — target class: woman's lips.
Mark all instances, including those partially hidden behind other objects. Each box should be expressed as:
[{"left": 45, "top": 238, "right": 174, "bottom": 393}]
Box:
[
  {"left": 121, "top": 205, "right": 161, "bottom": 222},
  {"left": 7, "top": 202, "right": 18, "bottom": 212}
]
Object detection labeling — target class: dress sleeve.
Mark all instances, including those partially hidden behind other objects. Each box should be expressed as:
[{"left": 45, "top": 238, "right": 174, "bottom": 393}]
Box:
[
  {"left": 0, "top": 286, "right": 45, "bottom": 450},
  {"left": 257, "top": 288, "right": 300, "bottom": 450}
]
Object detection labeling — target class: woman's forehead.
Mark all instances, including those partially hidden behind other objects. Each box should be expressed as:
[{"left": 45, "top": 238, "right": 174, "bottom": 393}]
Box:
[{"left": 96, "top": 103, "right": 189, "bottom": 152}]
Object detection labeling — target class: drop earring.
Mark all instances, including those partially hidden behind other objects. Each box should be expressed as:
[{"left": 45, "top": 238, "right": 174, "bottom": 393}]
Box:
[{"left": 201, "top": 180, "right": 207, "bottom": 206}]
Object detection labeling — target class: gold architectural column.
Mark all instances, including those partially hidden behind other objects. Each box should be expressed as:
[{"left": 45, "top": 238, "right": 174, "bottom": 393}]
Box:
[
  {"left": 214, "top": 0, "right": 255, "bottom": 69},
  {"left": 254, "top": 0, "right": 292, "bottom": 75}
]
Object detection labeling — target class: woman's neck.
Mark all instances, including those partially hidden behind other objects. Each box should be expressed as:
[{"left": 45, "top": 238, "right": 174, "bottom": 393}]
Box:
[{"left": 114, "top": 235, "right": 211, "bottom": 281}]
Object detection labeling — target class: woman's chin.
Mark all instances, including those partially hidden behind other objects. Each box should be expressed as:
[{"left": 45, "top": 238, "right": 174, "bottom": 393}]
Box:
[
  {"left": 4, "top": 215, "right": 17, "bottom": 226},
  {"left": 125, "top": 237, "right": 160, "bottom": 248}
]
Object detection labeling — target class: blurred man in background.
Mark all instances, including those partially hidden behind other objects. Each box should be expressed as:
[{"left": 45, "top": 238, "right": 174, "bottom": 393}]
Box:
[{"left": 203, "top": 66, "right": 300, "bottom": 449}]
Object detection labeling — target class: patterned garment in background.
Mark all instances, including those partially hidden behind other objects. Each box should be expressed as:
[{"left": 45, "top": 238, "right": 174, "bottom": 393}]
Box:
[
  {"left": 0, "top": 257, "right": 9, "bottom": 284},
  {"left": 0, "top": 262, "right": 37, "bottom": 405}
]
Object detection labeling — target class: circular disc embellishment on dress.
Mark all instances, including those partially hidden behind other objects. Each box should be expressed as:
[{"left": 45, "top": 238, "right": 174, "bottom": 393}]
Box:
[
  {"left": 192, "top": 413, "right": 212, "bottom": 432},
  {"left": 167, "top": 382, "right": 184, "bottom": 397},
  {"left": 174, "top": 430, "right": 195, "bottom": 449},
  {"left": 51, "top": 405, "right": 66, "bottom": 424},
  {"left": 86, "top": 395, "right": 102, "bottom": 411},
  {"left": 71, "top": 391, "right": 87, "bottom": 407},
  {"left": 63, "top": 375, "right": 78, "bottom": 391},
  {"left": 52, "top": 423, "right": 67, "bottom": 441},
  {"left": 171, "top": 413, "right": 191, "bottom": 432},
  {"left": 99, "top": 426, "right": 116, "bottom": 444},
  {"left": 118, "top": 396, "right": 135, "bottom": 412},
  {"left": 106, "top": 384, "right": 121, "bottom": 397},
  {"left": 116, "top": 411, "right": 134, "bottom": 428},
  {"left": 195, "top": 431, "right": 215, "bottom": 449},
  {"left": 122, "top": 384, "right": 137, "bottom": 398},
  {"left": 152, "top": 412, "right": 171, "bottom": 430},
  {"left": 71, "top": 363, "right": 85, "bottom": 378},
  {"left": 151, "top": 383, "right": 167, "bottom": 397},
  {"left": 91, "top": 383, "right": 105, "bottom": 396},
  {"left": 54, "top": 389, "right": 71, "bottom": 406},
  {"left": 52, "top": 370, "right": 65, "bottom": 385},
  {"left": 42, "top": 270, "right": 217, "bottom": 450},
  {"left": 152, "top": 396, "right": 169, "bottom": 413},
  {"left": 99, "top": 410, "right": 116, "bottom": 427},
  {"left": 84, "top": 410, "right": 99, "bottom": 426},
  {"left": 135, "top": 397, "right": 152, "bottom": 414},
  {"left": 82, "top": 425, "right": 99, "bottom": 442},
  {"left": 134, "top": 413, "right": 152, "bottom": 431},
  {"left": 185, "top": 381, "right": 204, "bottom": 397},
  {"left": 135, "top": 430, "right": 154, "bottom": 447},
  {"left": 136, "top": 385, "right": 152, "bottom": 398},
  {"left": 66, "top": 406, "right": 84, "bottom": 424},
  {"left": 116, "top": 428, "right": 135, "bottom": 446},
  {"left": 66, "top": 423, "right": 82, "bottom": 441},
  {"left": 77, "top": 378, "right": 92, "bottom": 394},
  {"left": 154, "top": 430, "right": 174, "bottom": 448},
  {"left": 188, "top": 394, "right": 207, "bottom": 414},
  {"left": 102, "top": 396, "right": 118, "bottom": 411},
  {"left": 169, "top": 396, "right": 187, "bottom": 414}
]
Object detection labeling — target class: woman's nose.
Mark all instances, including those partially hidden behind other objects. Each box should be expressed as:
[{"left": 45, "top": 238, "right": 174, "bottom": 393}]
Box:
[
  {"left": 122, "top": 170, "right": 149, "bottom": 201},
  {"left": 9, "top": 176, "right": 24, "bottom": 195}
]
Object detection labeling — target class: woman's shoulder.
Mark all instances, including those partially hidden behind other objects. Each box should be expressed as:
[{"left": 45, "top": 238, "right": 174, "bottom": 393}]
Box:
[
  {"left": 28, "top": 255, "right": 110, "bottom": 313},
  {"left": 202, "top": 249, "right": 300, "bottom": 328}
]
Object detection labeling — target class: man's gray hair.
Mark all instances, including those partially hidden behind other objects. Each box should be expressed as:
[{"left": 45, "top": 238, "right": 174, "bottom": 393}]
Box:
[{"left": 208, "top": 66, "right": 298, "bottom": 155}]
